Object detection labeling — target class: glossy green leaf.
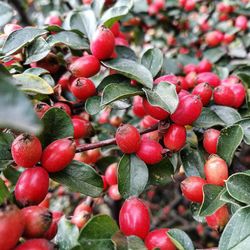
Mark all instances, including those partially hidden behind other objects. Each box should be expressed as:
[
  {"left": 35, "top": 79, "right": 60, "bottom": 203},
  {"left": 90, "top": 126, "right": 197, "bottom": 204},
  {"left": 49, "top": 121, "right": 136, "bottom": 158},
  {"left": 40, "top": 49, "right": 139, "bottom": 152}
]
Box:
[
  {"left": 0, "top": 2, "right": 14, "bottom": 27},
  {"left": 217, "top": 125, "right": 244, "bottom": 165},
  {"left": 236, "top": 118, "right": 250, "bottom": 145},
  {"left": 141, "top": 48, "right": 163, "bottom": 77},
  {"left": 39, "top": 108, "right": 73, "bottom": 147},
  {"left": 199, "top": 185, "right": 225, "bottom": 217},
  {"left": 168, "top": 229, "right": 195, "bottom": 250},
  {"left": 2, "top": 27, "right": 48, "bottom": 56},
  {"left": 118, "top": 154, "right": 148, "bottom": 199},
  {"left": 102, "top": 59, "right": 153, "bottom": 89},
  {"left": 85, "top": 96, "right": 103, "bottom": 115},
  {"left": 50, "top": 160, "right": 103, "bottom": 197},
  {"left": 78, "top": 215, "right": 119, "bottom": 250},
  {"left": 0, "top": 65, "right": 42, "bottom": 134},
  {"left": 219, "top": 205, "right": 250, "bottom": 250}
]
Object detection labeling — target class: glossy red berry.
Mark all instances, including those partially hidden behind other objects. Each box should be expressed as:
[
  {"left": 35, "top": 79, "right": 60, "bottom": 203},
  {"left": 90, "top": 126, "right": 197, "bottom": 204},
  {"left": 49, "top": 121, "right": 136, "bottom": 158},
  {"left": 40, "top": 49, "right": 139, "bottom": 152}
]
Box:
[
  {"left": 110, "top": 22, "right": 120, "bottom": 37},
  {"left": 15, "top": 167, "right": 49, "bottom": 206},
  {"left": 145, "top": 228, "right": 177, "bottom": 250},
  {"left": 41, "top": 138, "right": 76, "bottom": 172},
  {"left": 181, "top": 176, "right": 207, "bottom": 203},
  {"left": 54, "top": 102, "right": 71, "bottom": 116},
  {"left": 196, "top": 72, "right": 221, "bottom": 87},
  {"left": 171, "top": 95, "right": 203, "bottom": 125},
  {"left": 119, "top": 197, "right": 150, "bottom": 239},
  {"left": 115, "top": 124, "right": 141, "bottom": 153},
  {"left": 140, "top": 115, "right": 158, "bottom": 129},
  {"left": 105, "top": 163, "right": 118, "bottom": 186},
  {"left": 192, "top": 82, "right": 213, "bottom": 106},
  {"left": 203, "top": 129, "right": 220, "bottom": 154},
  {"left": 213, "top": 85, "right": 235, "bottom": 107},
  {"left": 69, "top": 55, "right": 100, "bottom": 78},
  {"left": 154, "top": 74, "right": 181, "bottom": 93},
  {"left": 235, "top": 15, "right": 248, "bottom": 31},
  {"left": 34, "top": 102, "right": 50, "bottom": 119},
  {"left": 143, "top": 99, "right": 169, "bottom": 120},
  {"left": 71, "top": 77, "right": 96, "bottom": 101},
  {"left": 223, "top": 33, "right": 235, "bottom": 44},
  {"left": 108, "top": 184, "right": 122, "bottom": 201},
  {"left": 183, "top": 63, "right": 197, "bottom": 74},
  {"left": 206, "top": 205, "right": 229, "bottom": 230},
  {"left": 132, "top": 96, "right": 146, "bottom": 118},
  {"left": 90, "top": 26, "right": 115, "bottom": 60},
  {"left": 71, "top": 203, "right": 92, "bottom": 229},
  {"left": 136, "top": 138, "right": 163, "bottom": 164},
  {"left": 72, "top": 118, "right": 93, "bottom": 139},
  {"left": 14, "top": 239, "right": 54, "bottom": 250},
  {"left": 205, "top": 31, "right": 224, "bottom": 47},
  {"left": 184, "top": 71, "right": 197, "bottom": 89},
  {"left": 11, "top": 134, "right": 42, "bottom": 168},
  {"left": 229, "top": 83, "right": 246, "bottom": 108},
  {"left": 197, "top": 59, "right": 212, "bottom": 73},
  {"left": 204, "top": 155, "right": 228, "bottom": 186},
  {"left": 22, "top": 206, "right": 52, "bottom": 238},
  {"left": 0, "top": 204, "right": 24, "bottom": 250},
  {"left": 163, "top": 124, "right": 186, "bottom": 152}
]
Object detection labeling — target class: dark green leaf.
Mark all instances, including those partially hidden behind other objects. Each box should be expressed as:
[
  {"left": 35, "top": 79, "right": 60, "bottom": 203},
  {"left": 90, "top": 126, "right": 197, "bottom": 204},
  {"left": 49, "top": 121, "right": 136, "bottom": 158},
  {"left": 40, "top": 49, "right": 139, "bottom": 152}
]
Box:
[
  {"left": 3, "top": 166, "right": 20, "bottom": 184},
  {"left": 0, "top": 2, "right": 14, "bottom": 27},
  {"left": 220, "top": 190, "right": 245, "bottom": 207},
  {"left": 85, "top": 96, "right": 103, "bottom": 115},
  {"left": 0, "top": 178, "right": 11, "bottom": 205},
  {"left": 2, "top": 27, "right": 48, "bottom": 56},
  {"left": 118, "top": 154, "right": 148, "bottom": 199},
  {"left": 102, "top": 59, "right": 153, "bottom": 89},
  {"left": 78, "top": 215, "right": 119, "bottom": 250},
  {"left": 143, "top": 82, "right": 178, "bottom": 114},
  {"left": 116, "top": 46, "right": 137, "bottom": 61},
  {"left": 141, "top": 48, "right": 163, "bottom": 77},
  {"left": 236, "top": 118, "right": 250, "bottom": 145},
  {"left": 50, "top": 160, "right": 103, "bottom": 197},
  {"left": 0, "top": 132, "right": 14, "bottom": 160},
  {"left": 217, "top": 125, "right": 244, "bottom": 165},
  {"left": 203, "top": 47, "right": 226, "bottom": 63}
]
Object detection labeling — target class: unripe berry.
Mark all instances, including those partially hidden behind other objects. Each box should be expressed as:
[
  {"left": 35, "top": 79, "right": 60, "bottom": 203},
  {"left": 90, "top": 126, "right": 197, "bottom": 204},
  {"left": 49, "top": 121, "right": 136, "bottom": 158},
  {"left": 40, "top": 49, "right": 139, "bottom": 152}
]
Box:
[
  {"left": 192, "top": 82, "right": 213, "bottom": 106},
  {"left": 14, "top": 239, "right": 54, "bottom": 250},
  {"left": 69, "top": 55, "right": 100, "bottom": 78},
  {"left": 136, "top": 139, "right": 163, "bottom": 164},
  {"left": 71, "top": 78, "right": 96, "bottom": 101},
  {"left": 143, "top": 99, "right": 169, "bottom": 120},
  {"left": 213, "top": 85, "right": 235, "bottom": 107},
  {"left": 203, "top": 129, "right": 220, "bottom": 154},
  {"left": 90, "top": 26, "right": 115, "bottom": 60},
  {"left": 181, "top": 176, "right": 207, "bottom": 203},
  {"left": 196, "top": 72, "right": 221, "bottom": 87},
  {"left": 15, "top": 167, "right": 49, "bottom": 206},
  {"left": 72, "top": 118, "right": 93, "bottom": 139},
  {"left": 163, "top": 124, "right": 186, "bottom": 152},
  {"left": 206, "top": 205, "right": 229, "bottom": 230},
  {"left": 145, "top": 228, "right": 177, "bottom": 250},
  {"left": 41, "top": 138, "right": 76, "bottom": 172},
  {"left": 108, "top": 184, "right": 122, "bottom": 201},
  {"left": 105, "top": 163, "right": 118, "bottom": 186},
  {"left": 115, "top": 124, "right": 141, "bottom": 153},
  {"left": 54, "top": 102, "right": 71, "bottom": 116},
  {"left": 11, "top": 134, "right": 42, "bottom": 168},
  {"left": 119, "top": 197, "right": 150, "bottom": 239},
  {"left": 204, "top": 155, "right": 228, "bottom": 186}
]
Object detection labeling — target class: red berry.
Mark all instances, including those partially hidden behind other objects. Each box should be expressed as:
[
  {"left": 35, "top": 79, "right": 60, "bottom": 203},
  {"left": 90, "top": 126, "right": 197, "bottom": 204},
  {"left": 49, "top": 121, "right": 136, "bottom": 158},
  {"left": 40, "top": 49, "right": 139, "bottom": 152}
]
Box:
[
  {"left": 22, "top": 206, "right": 52, "bottom": 238},
  {"left": 171, "top": 95, "right": 203, "bottom": 125},
  {"left": 184, "top": 71, "right": 197, "bottom": 89},
  {"left": 205, "top": 31, "right": 224, "bottom": 47},
  {"left": 184, "top": 0, "right": 196, "bottom": 11},
  {"left": 43, "top": 218, "right": 58, "bottom": 240},
  {"left": 71, "top": 77, "right": 96, "bottom": 101},
  {"left": 136, "top": 138, "right": 163, "bottom": 164},
  {"left": 143, "top": 99, "right": 169, "bottom": 120},
  {"left": 197, "top": 59, "right": 212, "bottom": 73},
  {"left": 34, "top": 102, "right": 50, "bottom": 119},
  {"left": 15, "top": 167, "right": 49, "bottom": 206},
  {"left": 154, "top": 74, "right": 181, "bottom": 93},
  {"left": 163, "top": 124, "right": 186, "bottom": 152},
  {"left": 34, "top": 53, "right": 60, "bottom": 74},
  {"left": 102, "top": 175, "right": 108, "bottom": 191},
  {"left": 105, "top": 163, "right": 118, "bottom": 186},
  {"left": 71, "top": 202, "right": 92, "bottom": 229},
  {"left": 196, "top": 72, "right": 221, "bottom": 87},
  {"left": 108, "top": 184, "right": 122, "bottom": 201},
  {"left": 229, "top": 83, "right": 246, "bottom": 108},
  {"left": 11, "top": 134, "right": 42, "bottom": 168},
  {"left": 223, "top": 33, "right": 235, "bottom": 44},
  {"left": 14, "top": 239, "right": 54, "bottom": 250},
  {"left": 183, "top": 63, "right": 197, "bottom": 74},
  {"left": 235, "top": 15, "right": 248, "bottom": 31},
  {"left": 58, "top": 72, "right": 71, "bottom": 90},
  {"left": 115, "top": 124, "right": 141, "bottom": 153},
  {"left": 145, "top": 228, "right": 176, "bottom": 250},
  {"left": 45, "top": 15, "right": 62, "bottom": 26},
  {"left": 41, "top": 138, "right": 76, "bottom": 172},
  {"left": 140, "top": 115, "right": 158, "bottom": 129},
  {"left": 72, "top": 118, "right": 93, "bottom": 139},
  {"left": 119, "top": 197, "right": 150, "bottom": 239},
  {"left": 204, "top": 155, "right": 228, "bottom": 186},
  {"left": 203, "top": 129, "right": 220, "bottom": 154},
  {"left": 0, "top": 204, "right": 24, "bottom": 250},
  {"left": 132, "top": 96, "right": 146, "bottom": 118},
  {"left": 181, "top": 176, "right": 207, "bottom": 203},
  {"left": 115, "top": 37, "right": 129, "bottom": 46},
  {"left": 69, "top": 55, "right": 100, "bottom": 78},
  {"left": 206, "top": 205, "right": 229, "bottom": 230},
  {"left": 192, "top": 82, "right": 213, "bottom": 106},
  {"left": 4, "top": 23, "right": 22, "bottom": 35},
  {"left": 54, "top": 102, "right": 71, "bottom": 116},
  {"left": 90, "top": 26, "right": 115, "bottom": 60},
  {"left": 110, "top": 22, "right": 120, "bottom": 37},
  {"left": 213, "top": 85, "right": 235, "bottom": 107}
]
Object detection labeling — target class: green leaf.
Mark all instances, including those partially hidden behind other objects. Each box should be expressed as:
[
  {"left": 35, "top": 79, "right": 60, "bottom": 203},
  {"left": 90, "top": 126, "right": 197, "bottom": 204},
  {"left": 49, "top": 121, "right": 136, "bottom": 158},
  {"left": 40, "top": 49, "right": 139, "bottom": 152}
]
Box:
[
  {"left": 220, "top": 190, "right": 245, "bottom": 207},
  {"left": 13, "top": 73, "right": 54, "bottom": 95},
  {"left": 55, "top": 217, "right": 79, "bottom": 250},
  {"left": 177, "top": 54, "right": 199, "bottom": 65},
  {"left": 3, "top": 166, "right": 20, "bottom": 184},
  {"left": 85, "top": 96, "right": 103, "bottom": 115},
  {"left": 203, "top": 47, "right": 226, "bottom": 63},
  {"left": 47, "top": 31, "right": 89, "bottom": 50},
  {"left": 141, "top": 48, "right": 163, "bottom": 77},
  {"left": 118, "top": 154, "right": 148, "bottom": 199},
  {"left": 143, "top": 82, "right": 178, "bottom": 114},
  {"left": 0, "top": 2, "right": 14, "bottom": 27},
  {"left": 148, "top": 157, "right": 174, "bottom": 186},
  {"left": 78, "top": 215, "right": 119, "bottom": 250},
  {"left": 25, "top": 37, "right": 50, "bottom": 64},
  {"left": 0, "top": 178, "right": 11, "bottom": 205},
  {"left": 0, "top": 132, "right": 14, "bottom": 160},
  {"left": 180, "top": 146, "right": 205, "bottom": 178},
  {"left": 226, "top": 172, "right": 250, "bottom": 204},
  {"left": 50, "top": 160, "right": 103, "bottom": 197},
  {"left": 2, "top": 27, "right": 48, "bottom": 56},
  {"left": 167, "top": 229, "right": 195, "bottom": 250},
  {"left": 101, "top": 82, "right": 143, "bottom": 106},
  {"left": 116, "top": 46, "right": 137, "bottom": 61},
  {"left": 199, "top": 185, "right": 226, "bottom": 217},
  {"left": 217, "top": 125, "right": 244, "bottom": 165},
  {"left": 102, "top": 59, "right": 153, "bottom": 89},
  {"left": 236, "top": 118, "right": 250, "bottom": 145},
  {"left": 162, "top": 58, "right": 181, "bottom": 75},
  {"left": 39, "top": 108, "right": 73, "bottom": 147},
  {"left": 219, "top": 205, "right": 250, "bottom": 250},
  {"left": 0, "top": 65, "right": 42, "bottom": 134}
]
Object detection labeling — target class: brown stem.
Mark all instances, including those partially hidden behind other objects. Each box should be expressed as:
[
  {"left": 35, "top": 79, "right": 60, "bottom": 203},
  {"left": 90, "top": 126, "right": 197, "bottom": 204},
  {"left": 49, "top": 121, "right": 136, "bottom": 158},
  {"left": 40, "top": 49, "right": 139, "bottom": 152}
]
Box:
[{"left": 76, "top": 123, "right": 159, "bottom": 153}]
